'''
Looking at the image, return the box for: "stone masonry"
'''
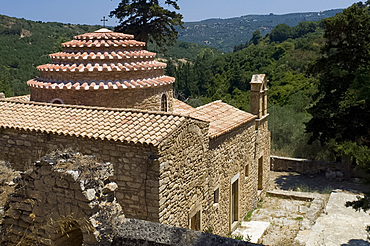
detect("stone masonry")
[1,152,123,245]
[29,84,174,112]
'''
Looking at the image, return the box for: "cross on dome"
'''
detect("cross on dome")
[101,16,108,27]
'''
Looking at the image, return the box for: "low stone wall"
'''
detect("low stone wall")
[270,155,345,174]
[112,218,260,246]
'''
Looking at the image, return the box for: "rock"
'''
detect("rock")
[84,188,96,201]
[325,169,336,180]
[66,170,79,181]
[336,171,344,178]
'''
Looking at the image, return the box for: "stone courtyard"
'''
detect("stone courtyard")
[231,171,370,246]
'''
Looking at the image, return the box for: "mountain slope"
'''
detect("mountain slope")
[177,9,342,52]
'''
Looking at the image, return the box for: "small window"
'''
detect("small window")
[50,98,64,104]
[160,94,168,112]
[245,164,249,178]
[213,188,219,204]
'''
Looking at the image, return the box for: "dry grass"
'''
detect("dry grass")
[0,160,20,209]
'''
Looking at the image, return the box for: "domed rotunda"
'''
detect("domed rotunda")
[27,28,174,111]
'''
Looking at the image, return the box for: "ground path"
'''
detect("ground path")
[236,171,370,245]
[306,191,369,246]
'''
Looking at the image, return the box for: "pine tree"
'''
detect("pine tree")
[110,0,183,48]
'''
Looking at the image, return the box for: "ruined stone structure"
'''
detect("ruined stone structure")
[0,29,270,243]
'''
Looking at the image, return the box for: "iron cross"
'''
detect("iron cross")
[101,16,108,27]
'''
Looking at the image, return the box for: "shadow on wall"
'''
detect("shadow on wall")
[112,218,261,246]
[340,239,370,246]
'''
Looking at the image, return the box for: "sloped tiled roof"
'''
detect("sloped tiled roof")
[0,100,191,146]
[189,100,257,138]
[27,76,174,91]
[3,95,31,103]
[172,98,195,115]
[74,28,134,40]
[49,50,156,61]
[28,28,174,91]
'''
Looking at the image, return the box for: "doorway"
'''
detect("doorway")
[190,210,201,231]
[231,179,239,223]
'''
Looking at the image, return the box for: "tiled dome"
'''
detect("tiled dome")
[28,28,174,91]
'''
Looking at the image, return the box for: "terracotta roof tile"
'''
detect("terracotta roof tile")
[27,76,175,90]
[189,100,257,138]
[172,98,196,115]
[0,100,192,146]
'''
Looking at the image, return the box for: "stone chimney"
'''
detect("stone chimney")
[0,92,5,99]
[250,74,268,119]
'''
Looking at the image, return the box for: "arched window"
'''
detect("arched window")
[50,98,64,104]
[160,94,168,112]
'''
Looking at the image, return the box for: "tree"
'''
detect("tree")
[0,66,14,97]
[249,30,262,45]
[110,0,183,48]
[306,2,370,168]
[269,24,291,43]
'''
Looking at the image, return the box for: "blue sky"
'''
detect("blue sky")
[0,0,360,25]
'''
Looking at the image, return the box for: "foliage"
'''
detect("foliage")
[233,30,262,52]
[270,21,320,43]
[0,15,99,96]
[170,24,332,159]
[110,0,183,48]
[0,66,14,97]
[178,9,342,52]
[306,2,370,167]
[149,40,222,61]
[345,193,370,213]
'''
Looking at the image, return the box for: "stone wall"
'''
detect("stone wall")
[256,117,271,195]
[156,119,210,229]
[30,84,173,112]
[270,155,344,174]
[0,128,159,222]
[155,117,270,236]
[208,121,259,235]
[1,152,261,246]
[1,152,122,246]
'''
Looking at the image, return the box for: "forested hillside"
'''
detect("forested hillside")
[0,15,220,97]
[177,9,342,52]
[168,21,329,160]
[0,15,99,96]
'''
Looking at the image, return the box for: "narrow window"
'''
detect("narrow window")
[258,157,263,190]
[214,188,219,204]
[245,164,249,178]
[160,94,168,112]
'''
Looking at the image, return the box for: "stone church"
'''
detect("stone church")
[0,28,270,242]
